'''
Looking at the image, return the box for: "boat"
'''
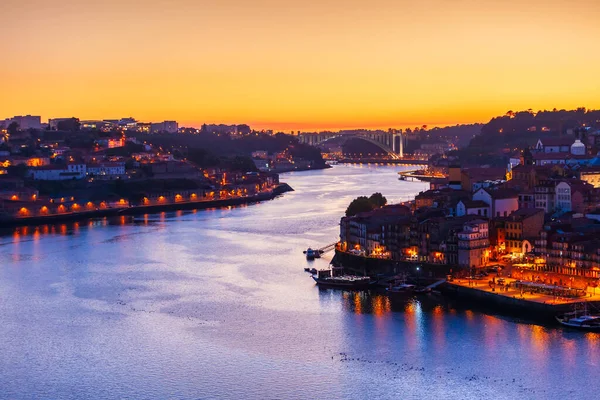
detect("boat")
[556,303,600,331]
[304,247,321,260]
[386,283,416,294]
[312,267,371,289]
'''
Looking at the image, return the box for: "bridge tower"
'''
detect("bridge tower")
[392,131,403,158]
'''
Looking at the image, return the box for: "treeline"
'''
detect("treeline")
[138,132,326,169]
[446,108,600,167]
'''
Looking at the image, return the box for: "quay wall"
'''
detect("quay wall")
[0,183,293,228]
[440,282,600,318]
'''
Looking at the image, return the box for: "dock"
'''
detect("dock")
[318,242,337,254]
[398,170,445,182]
[442,277,600,318]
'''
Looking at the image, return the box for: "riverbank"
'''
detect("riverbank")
[334,249,453,278]
[335,248,600,319]
[0,183,294,228]
[265,164,331,173]
[441,279,600,320]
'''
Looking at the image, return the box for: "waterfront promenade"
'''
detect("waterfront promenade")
[0,183,293,227]
[451,276,600,304]
[445,276,600,317]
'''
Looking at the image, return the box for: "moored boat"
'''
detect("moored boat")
[304,247,321,260]
[556,304,600,331]
[312,267,371,289]
[386,283,416,294]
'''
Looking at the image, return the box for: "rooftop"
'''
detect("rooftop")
[482,187,519,199]
[538,137,575,147]
[509,208,544,220]
[460,199,489,208]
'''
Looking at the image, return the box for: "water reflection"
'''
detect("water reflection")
[2,165,599,399]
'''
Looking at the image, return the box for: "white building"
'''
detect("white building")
[571,139,586,156]
[30,164,86,180]
[535,138,573,153]
[472,188,519,218]
[456,199,490,217]
[87,162,126,178]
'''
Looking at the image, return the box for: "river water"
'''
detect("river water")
[0,165,598,399]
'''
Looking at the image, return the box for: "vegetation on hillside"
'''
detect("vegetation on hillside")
[345,193,388,217]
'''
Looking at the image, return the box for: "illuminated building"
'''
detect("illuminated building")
[150,121,178,134]
[457,219,490,269]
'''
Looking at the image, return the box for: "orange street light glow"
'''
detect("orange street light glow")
[1,0,599,130]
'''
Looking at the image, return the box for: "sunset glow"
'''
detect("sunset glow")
[2,0,600,130]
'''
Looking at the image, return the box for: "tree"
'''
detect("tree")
[345,196,375,217]
[57,118,80,132]
[7,164,29,178]
[227,155,258,172]
[369,192,387,208]
[7,121,19,136]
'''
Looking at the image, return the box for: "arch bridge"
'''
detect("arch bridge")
[298,131,403,159]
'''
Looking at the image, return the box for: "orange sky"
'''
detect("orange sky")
[2,0,600,131]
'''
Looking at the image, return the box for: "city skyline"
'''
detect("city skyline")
[2,0,600,130]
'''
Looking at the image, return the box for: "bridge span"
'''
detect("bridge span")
[298,131,403,159]
[338,158,428,165]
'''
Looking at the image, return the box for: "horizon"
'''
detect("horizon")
[6,106,597,133]
[2,0,600,131]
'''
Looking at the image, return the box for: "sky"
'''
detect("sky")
[2,0,600,131]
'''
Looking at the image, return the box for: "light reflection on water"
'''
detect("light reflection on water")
[0,165,598,399]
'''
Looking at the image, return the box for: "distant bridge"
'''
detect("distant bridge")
[298,131,403,159]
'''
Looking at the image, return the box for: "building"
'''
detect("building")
[339,205,412,259]
[460,167,506,192]
[534,180,556,213]
[518,190,535,209]
[510,165,553,189]
[457,219,490,269]
[2,115,42,130]
[535,137,574,153]
[414,188,469,211]
[29,164,86,180]
[456,199,489,217]
[504,208,545,256]
[87,162,126,178]
[578,165,600,188]
[150,121,179,134]
[555,180,595,213]
[49,118,80,130]
[472,187,518,218]
[531,138,593,166]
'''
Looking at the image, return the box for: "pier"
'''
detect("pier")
[398,169,446,182]
[318,242,337,254]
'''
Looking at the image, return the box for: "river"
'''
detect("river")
[0,165,598,399]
